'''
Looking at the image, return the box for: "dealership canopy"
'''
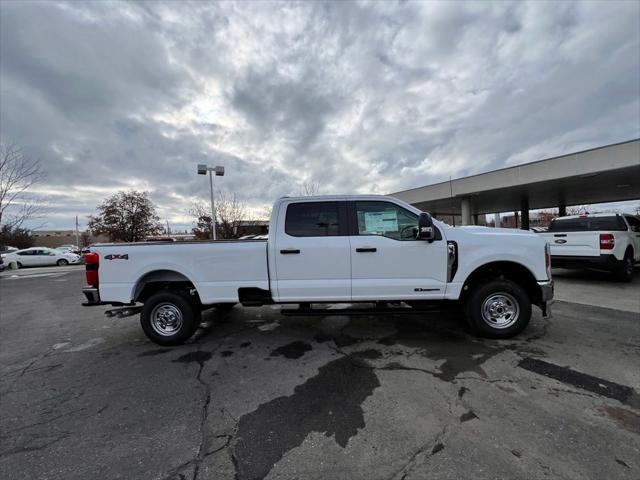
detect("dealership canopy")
[391,139,640,228]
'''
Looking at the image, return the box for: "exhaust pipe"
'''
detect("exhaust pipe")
[105,306,142,319]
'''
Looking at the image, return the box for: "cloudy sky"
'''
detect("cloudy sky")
[1,0,639,231]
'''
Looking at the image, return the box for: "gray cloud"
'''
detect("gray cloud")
[0,0,638,230]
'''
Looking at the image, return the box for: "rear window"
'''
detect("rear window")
[548,216,627,232]
[285,202,341,237]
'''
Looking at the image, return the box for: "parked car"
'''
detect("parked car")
[3,247,82,268]
[82,195,553,345]
[54,247,80,255]
[538,213,640,281]
[0,245,19,255]
[56,246,81,255]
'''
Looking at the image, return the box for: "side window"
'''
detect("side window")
[285,202,341,237]
[355,201,418,240]
[17,251,33,256]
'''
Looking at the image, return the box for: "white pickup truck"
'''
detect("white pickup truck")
[82,195,553,345]
[538,213,640,282]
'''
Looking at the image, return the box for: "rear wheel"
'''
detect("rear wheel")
[614,252,634,283]
[57,259,69,266]
[140,291,200,346]
[465,279,531,338]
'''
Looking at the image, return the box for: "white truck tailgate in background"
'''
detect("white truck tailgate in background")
[545,232,600,257]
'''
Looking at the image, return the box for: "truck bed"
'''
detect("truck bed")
[93,240,269,304]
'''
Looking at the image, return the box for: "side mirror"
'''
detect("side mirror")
[417,212,435,241]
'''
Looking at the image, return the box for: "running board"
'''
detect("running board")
[105,306,142,319]
[280,306,436,316]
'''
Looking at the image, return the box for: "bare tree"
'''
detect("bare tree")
[299,180,321,196]
[566,205,590,215]
[88,190,162,242]
[189,189,248,239]
[0,143,45,228]
[257,205,272,221]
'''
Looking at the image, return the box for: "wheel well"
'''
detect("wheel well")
[461,261,541,305]
[624,245,634,258]
[133,270,200,304]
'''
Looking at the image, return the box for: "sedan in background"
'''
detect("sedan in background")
[56,245,81,255]
[1,247,82,268]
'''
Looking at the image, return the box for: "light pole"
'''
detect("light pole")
[197,164,225,240]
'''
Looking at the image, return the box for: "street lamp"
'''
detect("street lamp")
[197,164,225,240]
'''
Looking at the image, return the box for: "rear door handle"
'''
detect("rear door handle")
[280,249,300,254]
[356,247,377,253]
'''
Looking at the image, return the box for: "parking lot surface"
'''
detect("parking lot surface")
[1,267,639,480]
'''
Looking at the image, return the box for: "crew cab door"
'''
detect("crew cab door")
[273,200,351,302]
[348,201,447,300]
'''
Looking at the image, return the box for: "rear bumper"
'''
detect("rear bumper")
[537,280,554,317]
[82,286,101,306]
[550,254,618,270]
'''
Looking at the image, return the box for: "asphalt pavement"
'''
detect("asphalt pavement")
[1,267,639,480]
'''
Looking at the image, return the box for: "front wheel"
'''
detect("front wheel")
[465,279,531,338]
[57,259,69,266]
[140,291,201,346]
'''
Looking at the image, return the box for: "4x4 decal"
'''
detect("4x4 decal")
[104,254,129,260]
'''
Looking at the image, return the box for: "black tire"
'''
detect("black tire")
[465,279,532,339]
[57,259,69,266]
[614,252,634,283]
[140,291,201,346]
[16,262,23,269]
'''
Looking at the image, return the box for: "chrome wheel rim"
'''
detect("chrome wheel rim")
[481,292,519,329]
[150,303,183,336]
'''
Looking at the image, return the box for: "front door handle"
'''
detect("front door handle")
[280,249,300,254]
[356,247,377,253]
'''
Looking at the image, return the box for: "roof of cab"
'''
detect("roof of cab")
[277,194,396,202]
[554,213,626,220]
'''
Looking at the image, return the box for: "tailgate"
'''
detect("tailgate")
[546,232,600,257]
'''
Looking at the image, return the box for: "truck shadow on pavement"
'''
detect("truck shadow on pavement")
[156,306,558,480]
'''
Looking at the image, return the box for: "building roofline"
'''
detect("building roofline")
[391,138,640,196]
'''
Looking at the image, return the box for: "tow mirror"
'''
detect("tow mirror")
[417,213,435,241]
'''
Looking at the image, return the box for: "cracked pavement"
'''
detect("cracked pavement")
[1,268,639,479]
